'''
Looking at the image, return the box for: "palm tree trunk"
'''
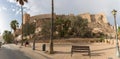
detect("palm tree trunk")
[49,0,54,54]
[21,5,24,46]
[33,37,36,50]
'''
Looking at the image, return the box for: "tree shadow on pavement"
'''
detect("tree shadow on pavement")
[91,47,115,52]
[83,52,104,56]
[54,51,71,54]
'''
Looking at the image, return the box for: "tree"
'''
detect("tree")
[118,26,120,39]
[54,17,65,38]
[54,18,71,38]
[23,22,36,50]
[23,22,36,37]
[41,20,51,38]
[3,30,14,43]
[70,16,90,37]
[16,0,28,46]
[118,27,120,33]
[10,20,19,32]
[10,20,19,39]
[42,16,92,38]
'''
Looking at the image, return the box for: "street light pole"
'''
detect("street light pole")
[33,19,36,50]
[21,5,24,46]
[49,0,54,54]
[112,9,120,57]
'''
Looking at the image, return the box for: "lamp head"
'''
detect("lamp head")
[112,9,117,15]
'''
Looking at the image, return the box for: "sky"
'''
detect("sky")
[0,0,120,34]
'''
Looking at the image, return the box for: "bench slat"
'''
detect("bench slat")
[71,45,91,57]
[72,46,89,48]
[73,50,89,52]
[72,48,89,50]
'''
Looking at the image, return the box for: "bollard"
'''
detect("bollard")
[0,42,2,48]
[42,44,46,51]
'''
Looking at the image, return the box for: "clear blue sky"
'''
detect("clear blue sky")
[0,0,120,34]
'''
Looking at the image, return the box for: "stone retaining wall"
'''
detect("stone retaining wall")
[104,39,120,45]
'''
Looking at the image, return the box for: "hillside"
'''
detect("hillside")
[79,13,115,37]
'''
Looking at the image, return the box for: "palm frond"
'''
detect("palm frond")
[16,0,19,2]
[19,0,24,5]
[16,0,28,5]
[24,0,28,3]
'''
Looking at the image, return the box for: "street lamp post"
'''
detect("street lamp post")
[112,9,120,57]
[49,0,54,54]
[21,5,24,46]
[33,19,36,50]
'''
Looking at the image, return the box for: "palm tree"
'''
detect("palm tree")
[49,0,54,54]
[10,20,19,43]
[16,0,28,46]
[10,20,19,32]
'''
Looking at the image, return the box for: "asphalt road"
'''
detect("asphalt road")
[0,44,31,59]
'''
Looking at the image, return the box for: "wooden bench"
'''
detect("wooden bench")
[71,45,91,57]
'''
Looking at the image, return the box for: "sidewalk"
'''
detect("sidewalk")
[15,43,120,59]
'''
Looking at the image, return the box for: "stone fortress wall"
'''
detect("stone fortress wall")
[23,12,109,25]
[23,13,30,24]
[22,12,115,37]
[78,12,108,23]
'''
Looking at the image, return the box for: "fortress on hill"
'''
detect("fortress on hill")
[23,12,109,25]
[15,12,115,40]
[79,13,108,23]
